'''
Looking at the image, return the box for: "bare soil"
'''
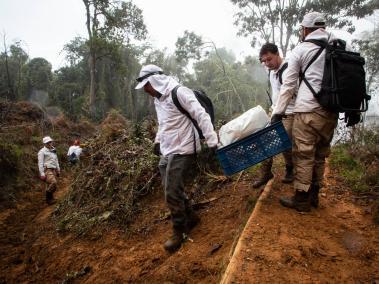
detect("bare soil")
[0,173,258,283]
[1,164,378,283]
[224,165,379,283]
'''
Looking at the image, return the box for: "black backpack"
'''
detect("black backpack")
[171,85,215,139]
[68,152,78,163]
[300,39,370,126]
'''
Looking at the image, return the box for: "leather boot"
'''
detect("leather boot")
[186,211,200,232]
[253,159,273,188]
[281,165,294,183]
[45,191,56,205]
[252,171,274,188]
[164,230,184,253]
[279,190,311,212]
[309,184,320,208]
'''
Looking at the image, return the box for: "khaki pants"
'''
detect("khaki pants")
[292,110,338,192]
[260,115,294,174]
[45,168,57,193]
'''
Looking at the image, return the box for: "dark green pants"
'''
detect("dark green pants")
[159,154,196,233]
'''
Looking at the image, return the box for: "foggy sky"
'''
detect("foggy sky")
[0,0,374,70]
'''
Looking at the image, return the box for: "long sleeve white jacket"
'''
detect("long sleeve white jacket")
[154,85,218,156]
[273,29,337,115]
[67,145,82,158]
[269,61,295,115]
[38,146,60,176]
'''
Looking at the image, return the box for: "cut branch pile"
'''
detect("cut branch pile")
[54,111,160,235]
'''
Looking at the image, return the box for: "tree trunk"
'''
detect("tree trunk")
[88,52,96,117]
[83,0,96,118]
[2,35,15,101]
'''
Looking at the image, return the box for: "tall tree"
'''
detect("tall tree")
[353,30,379,95]
[82,0,147,118]
[191,48,267,119]
[231,0,378,56]
[175,31,247,113]
[26,58,52,91]
[1,34,14,100]
[0,40,29,100]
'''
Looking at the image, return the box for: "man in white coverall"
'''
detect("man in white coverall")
[135,64,218,253]
[67,139,82,165]
[271,12,338,212]
[38,136,60,205]
[253,43,296,188]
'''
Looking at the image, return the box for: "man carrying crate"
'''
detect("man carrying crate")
[271,12,338,212]
[253,43,296,188]
[135,64,218,253]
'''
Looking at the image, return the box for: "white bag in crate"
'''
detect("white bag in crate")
[219,105,269,147]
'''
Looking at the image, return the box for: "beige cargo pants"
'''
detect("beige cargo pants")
[45,168,58,193]
[292,110,338,192]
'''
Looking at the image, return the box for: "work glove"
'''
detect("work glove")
[153,143,161,156]
[209,146,217,157]
[345,111,361,127]
[271,114,284,124]
[39,175,46,181]
[202,145,218,161]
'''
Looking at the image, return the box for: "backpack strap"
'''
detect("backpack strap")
[266,62,288,105]
[172,85,202,134]
[299,39,327,96]
[266,70,273,105]
[277,62,288,85]
[171,85,201,152]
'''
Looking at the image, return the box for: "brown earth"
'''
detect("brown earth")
[0,170,259,283]
[1,162,378,283]
[222,165,379,283]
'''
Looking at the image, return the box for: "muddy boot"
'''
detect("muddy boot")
[279,190,311,212]
[252,171,274,188]
[281,165,294,183]
[186,211,200,232]
[45,191,56,205]
[164,230,184,253]
[309,184,320,208]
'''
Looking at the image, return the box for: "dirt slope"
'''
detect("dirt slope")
[0,173,258,283]
[222,166,379,283]
[1,164,378,283]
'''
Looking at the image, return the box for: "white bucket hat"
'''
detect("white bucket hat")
[135,64,164,89]
[43,136,53,144]
[301,12,326,28]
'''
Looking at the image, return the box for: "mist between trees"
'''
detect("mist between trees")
[0,0,378,122]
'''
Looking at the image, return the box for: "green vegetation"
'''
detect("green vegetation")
[330,127,379,223]
[330,145,368,192]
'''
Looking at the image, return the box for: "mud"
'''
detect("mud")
[0,162,378,283]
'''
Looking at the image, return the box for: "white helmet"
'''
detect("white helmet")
[43,136,53,144]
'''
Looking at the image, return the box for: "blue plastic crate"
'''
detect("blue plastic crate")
[216,121,292,176]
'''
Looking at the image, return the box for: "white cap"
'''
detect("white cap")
[43,136,53,144]
[301,12,326,28]
[135,64,163,89]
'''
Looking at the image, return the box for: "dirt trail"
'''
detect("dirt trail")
[0,177,71,282]
[0,174,258,283]
[1,164,378,283]
[221,165,379,283]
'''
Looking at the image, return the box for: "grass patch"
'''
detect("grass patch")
[330,127,379,223]
[330,145,369,193]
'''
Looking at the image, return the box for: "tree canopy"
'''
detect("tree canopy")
[230,0,378,56]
